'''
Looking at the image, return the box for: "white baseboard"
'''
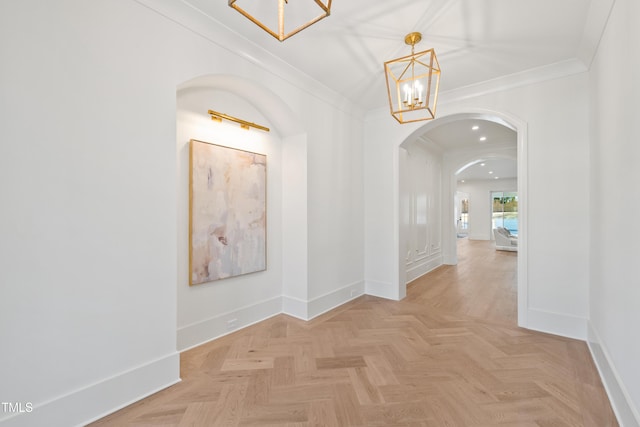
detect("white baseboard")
[587,322,640,427]
[406,255,442,283]
[177,296,282,351]
[0,352,180,427]
[282,295,308,320]
[365,279,399,300]
[467,233,491,241]
[526,308,587,340]
[282,282,365,321]
[178,284,366,348]
[4,277,443,427]
[307,281,364,320]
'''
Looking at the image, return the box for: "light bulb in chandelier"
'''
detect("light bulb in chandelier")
[403,81,425,109]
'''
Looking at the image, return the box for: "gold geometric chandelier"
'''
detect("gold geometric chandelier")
[229,0,332,42]
[384,32,441,124]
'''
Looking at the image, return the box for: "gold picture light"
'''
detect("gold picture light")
[208,110,270,132]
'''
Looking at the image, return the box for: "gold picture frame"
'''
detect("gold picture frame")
[189,139,267,285]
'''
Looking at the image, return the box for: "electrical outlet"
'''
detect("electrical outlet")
[227,318,238,330]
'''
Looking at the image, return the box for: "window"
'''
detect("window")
[492,191,518,235]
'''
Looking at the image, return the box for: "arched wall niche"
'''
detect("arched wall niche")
[177,74,305,138]
[175,73,309,351]
[394,108,528,328]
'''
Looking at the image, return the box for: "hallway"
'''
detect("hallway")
[406,238,518,326]
[91,239,617,426]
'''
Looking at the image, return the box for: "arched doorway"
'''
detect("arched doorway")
[396,110,528,328]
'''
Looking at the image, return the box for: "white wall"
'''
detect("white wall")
[457,179,517,241]
[305,100,365,316]
[588,0,640,423]
[281,133,309,316]
[364,71,590,339]
[0,2,182,426]
[399,140,443,283]
[0,1,364,425]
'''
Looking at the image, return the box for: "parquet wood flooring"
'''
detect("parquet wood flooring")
[90,239,617,426]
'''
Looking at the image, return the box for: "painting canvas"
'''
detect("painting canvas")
[189,139,266,285]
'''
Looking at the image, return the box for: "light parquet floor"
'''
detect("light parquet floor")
[90,239,618,426]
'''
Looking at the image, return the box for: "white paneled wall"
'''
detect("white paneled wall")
[400,141,443,283]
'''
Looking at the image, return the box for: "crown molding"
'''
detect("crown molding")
[576,0,616,69]
[438,58,588,105]
[414,135,445,155]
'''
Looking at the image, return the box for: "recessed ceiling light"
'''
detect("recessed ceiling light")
[479,136,487,142]
[472,125,479,131]
[480,163,486,167]
[461,180,465,183]
[489,171,494,174]
[495,176,499,180]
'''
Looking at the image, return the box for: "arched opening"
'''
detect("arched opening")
[396,110,528,328]
[454,153,518,242]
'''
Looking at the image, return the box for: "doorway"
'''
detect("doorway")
[396,110,528,328]
[456,191,469,237]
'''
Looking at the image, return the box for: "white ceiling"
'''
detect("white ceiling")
[425,119,516,152]
[182,0,597,111]
[421,118,517,181]
[456,158,517,182]
[175,0,605,184]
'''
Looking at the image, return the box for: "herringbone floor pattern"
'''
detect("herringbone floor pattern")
[90,239,618,426]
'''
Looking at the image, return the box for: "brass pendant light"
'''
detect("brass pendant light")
[229,0,332,42]
[384,32,441,124]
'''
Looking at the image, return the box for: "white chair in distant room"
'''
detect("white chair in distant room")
[493,227,518,251]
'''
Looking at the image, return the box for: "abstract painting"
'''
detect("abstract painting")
[189,139,266,285]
